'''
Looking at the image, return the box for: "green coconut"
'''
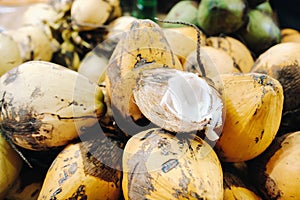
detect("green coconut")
[197,0,247,35]
[237,9,280,55]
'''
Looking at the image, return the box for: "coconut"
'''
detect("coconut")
[205,36,254,73]
[0,33,22,76]
[237,9,281,56]
[197,0,247,35]
[0,61,106,150]
[251,42,300,134]
[122,128,224,200]
[163,26,206,64]
[0,133,23,199]
[162,0,199,28]
[133,67,224,141]
[38,130,122,200]
[222,163,262,200]
[215,73,284,162]
[105,19,182,135]
[280,28,300,43]
[247,131,300,199]
[184,46,240,78]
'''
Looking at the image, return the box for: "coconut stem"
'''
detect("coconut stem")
[155,18,206,77]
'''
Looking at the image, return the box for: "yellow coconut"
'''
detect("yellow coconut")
[105,19,182,134]
[280,28,300,43]
[251,42,300,134]
[248,131,300,200]
[0,61,106,150]
[206,36,254,73]
[122,128,224,200]
[0,133,23,199]
[222,163,262,200]
[215,73,284,162]
[163,26,206,64]
[38,133,122,200]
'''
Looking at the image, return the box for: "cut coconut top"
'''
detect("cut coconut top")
[133,67,223,141]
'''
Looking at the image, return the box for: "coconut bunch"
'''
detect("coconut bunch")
[163,0,281,56]
[0,0,122,73]
[1,7,300,199]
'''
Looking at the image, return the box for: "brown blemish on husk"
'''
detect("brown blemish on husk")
[253,63,300,134]
[66,185,88,200]
[2,65,20,85]
[126,130,169,199]
[0,92,48,149]
[161,159,179,173]
[265,176,282,199]
[172,166,191,199]
[134,54,155,68]
[31,87,44,98]
[49,187,62,200]
[79,135,122,187]
[275,65,300,112]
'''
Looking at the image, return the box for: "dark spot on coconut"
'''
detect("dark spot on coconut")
[140,129,155,141]
[161,159,179,173]
[67,185,87,200]
[235,121,239,125]
[58,170,69,185]
[69,162,77,175]
[255,137,259,143]
[3,67,19,85]
[29,49,34,61]
[31,87,43,98]
[253,108,258,116]
[126,132,163,199]
[70,101,78,106]
[79,135,122,187]
[74,150,80,158]
[172,167,190,199]
[35,135,48,141]
[266,176,282,199]
[189,191,204,199]
[134,54,155,68]
[50,187,62,200]
[196,143,202,151]
[260,129,264,139]
[0,96,53,149]
[253,74,267,85]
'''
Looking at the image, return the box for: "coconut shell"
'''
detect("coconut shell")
[215,73,284,162]
[251,42,300,134]
[280,28,300,43]
[133,67,224,141]
[122,128,224,200]
[247,131,300,199]
[105,19,182,134]
[222,163,262,200]
[206,36,254,73]
[0,61,106,150]
[183,46,240,89]
[38,131,123,200]
[163,26,206,64]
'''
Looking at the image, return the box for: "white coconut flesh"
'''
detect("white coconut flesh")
[133,68,223,141]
